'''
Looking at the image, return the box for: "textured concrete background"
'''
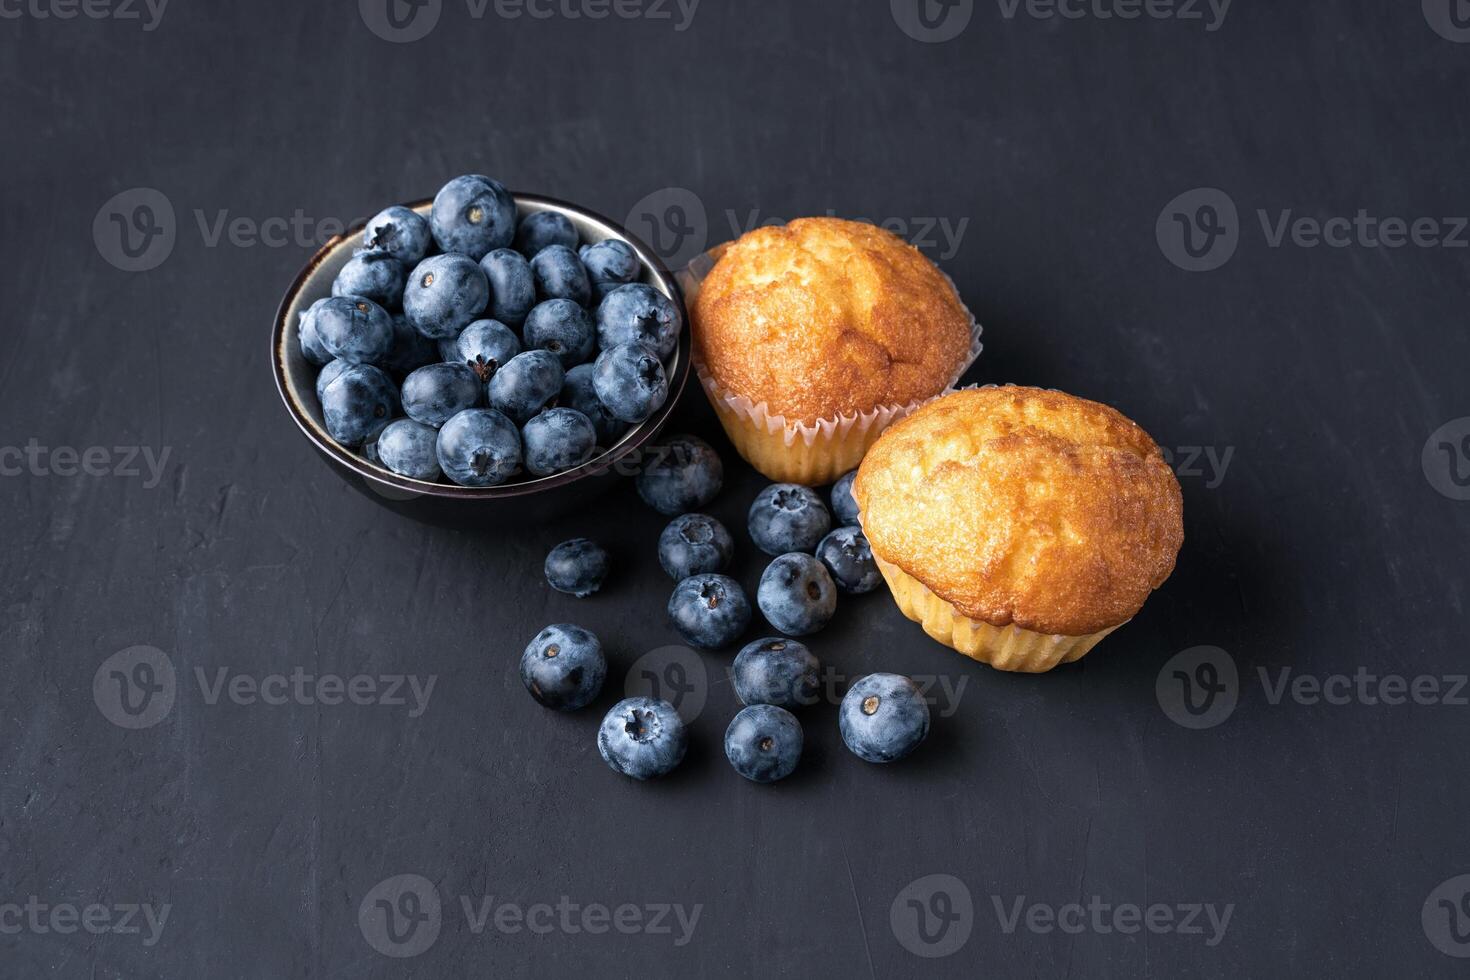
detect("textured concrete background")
[3,0,1470,976]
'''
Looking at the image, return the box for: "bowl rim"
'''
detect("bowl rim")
[271,192,691,501]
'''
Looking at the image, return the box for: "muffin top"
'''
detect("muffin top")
[854,386,1184,636]
[692,218,973,423]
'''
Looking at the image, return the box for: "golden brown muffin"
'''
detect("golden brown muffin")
[691,217,976,484]
[854,386,1184,671]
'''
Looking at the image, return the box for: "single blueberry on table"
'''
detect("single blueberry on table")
[522,407,598,476]
[298,298,333,366]
[530,244,592,307]
[321,364,399,448]
[316,358,349,402]
[332,251,406,310]
[597,697,688,780]
[668,573,752,650]
[748,484,832,556]
[382,313,439,376]
[514,210,579,258]
[725,704,804,784]
[403,253,490,340]
[375,418,443,481]
[839,673,931,764]
[429,174,516,260]
[544,538,609,598]
[580,239,639,300]
[314,295,394,365]
[521,624,606,712]
[486,349,565,425]
[831,469,861,526]
[479,248,537,328]
[732,638,821,709]
[401,362,482,428]
[450,319,521,382]
[523,299,596,367]
[559,364,628,446]
[658,513,734,580]
[816,526,881,594]
[435,408,522,487]
[592,342,668,423]
[362,204,433,267]
[757,552,838,636]
[636,434,723,515]
[595,283,681,360]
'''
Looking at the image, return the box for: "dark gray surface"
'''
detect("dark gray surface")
[3,1,1469,976]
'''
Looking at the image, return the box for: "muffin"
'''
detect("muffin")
[690,218,979,484]
[853,386,1183,672]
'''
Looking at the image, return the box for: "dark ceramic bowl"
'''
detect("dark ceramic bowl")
[272,193,690,526]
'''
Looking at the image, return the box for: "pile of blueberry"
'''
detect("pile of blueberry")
[519,443,931,783]
[297,174,680,486]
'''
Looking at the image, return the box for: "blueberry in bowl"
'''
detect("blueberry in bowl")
[362,204,433,267]
[530,243,592,307]
[596,283,681,360]
[581,239,639,300]
[401,362,482,428]
[332,251,406,309]
[757,552,837,636]
[839,673,931,764]
[560,364,627,446]
[314,296,394,365]
[479,248,537,328]
[321,364,399,448]
[598,697,688,780]
[520,624,606,712]
[487,350,564,426]
[668,573,752,650]
[436,408,521,487]
[725,704,804,784]
[515,210,580,258]
[522,407,597,476]
[749,484,832,556]
[523,299,596,367]
[448,319,521,383]
[430,174,516,260]
[403,253,490,340]
[376,419,443,481]
[593,342,669,423]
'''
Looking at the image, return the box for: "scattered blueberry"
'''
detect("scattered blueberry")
[403,254,490,339]
[839,674,931,764]
[724,704,803,783]
[332,251,406,309]
[523,299,595,367]
[595,283,681,360]
[429,174,515,260]
[375,418,443,480]
[831,469,861,525]
[757,553,838,636]
[436,408,521,487]
[580,239,639,300]
[636,434,723,515]
[382,313,439,375]
[530,244,592,307]
[486,350,565,425]
[748,484,832,556]
[668,573,751,650]
[816,526,881,594]
[314,295,394,365]
[362,205,433,267]
[560,364,627,446]
[657,514,734,580]
[449,319,521,382]
[522,407,597,476]
[521,624,606,712]
[544,538,609,598]
[732,638,820,709]
[597,697,688,780]
[515,210,579,257]
[479,248,537,327]
[402,362,482,428]
[321,364,399,448]
[298,298,333,366]
[316,358,349,402]
[592,343,668,423]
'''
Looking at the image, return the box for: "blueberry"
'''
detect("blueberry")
[402,362,482,428]
[515,210,579,257]
[598,697,688,780]
[522,407,597,476]
[560,364,628,446]
[748,484,832,556]
[668,573,751,650]
[658,513,734,580]
[544,538,609,598]
[382,313,439,376]
[521,624,606,712]
[314,295,394,365]
[375,418,443,481]
[592,343,668,423]
[450,319,521,382]
[479,248,537,328]
[757,553,837,636]
[530,244,592,307]
[816,526,881,594]
[298,298,333,366]
[403,254,490,340]
[580,239,639,300]
[332,251,406,309]
[316,358,350,402]
[636,434,723,515]
[839,674,931,764]
[523,299,595,367]
[725,704,803,783]
[732,638,821,709]
[321,364,399,448]
[831,469,861,525]
[436,408,521,487]
[595,283,681,360]
[362,205,433,267]
[487,350,565,425]
[429,174,515,260]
